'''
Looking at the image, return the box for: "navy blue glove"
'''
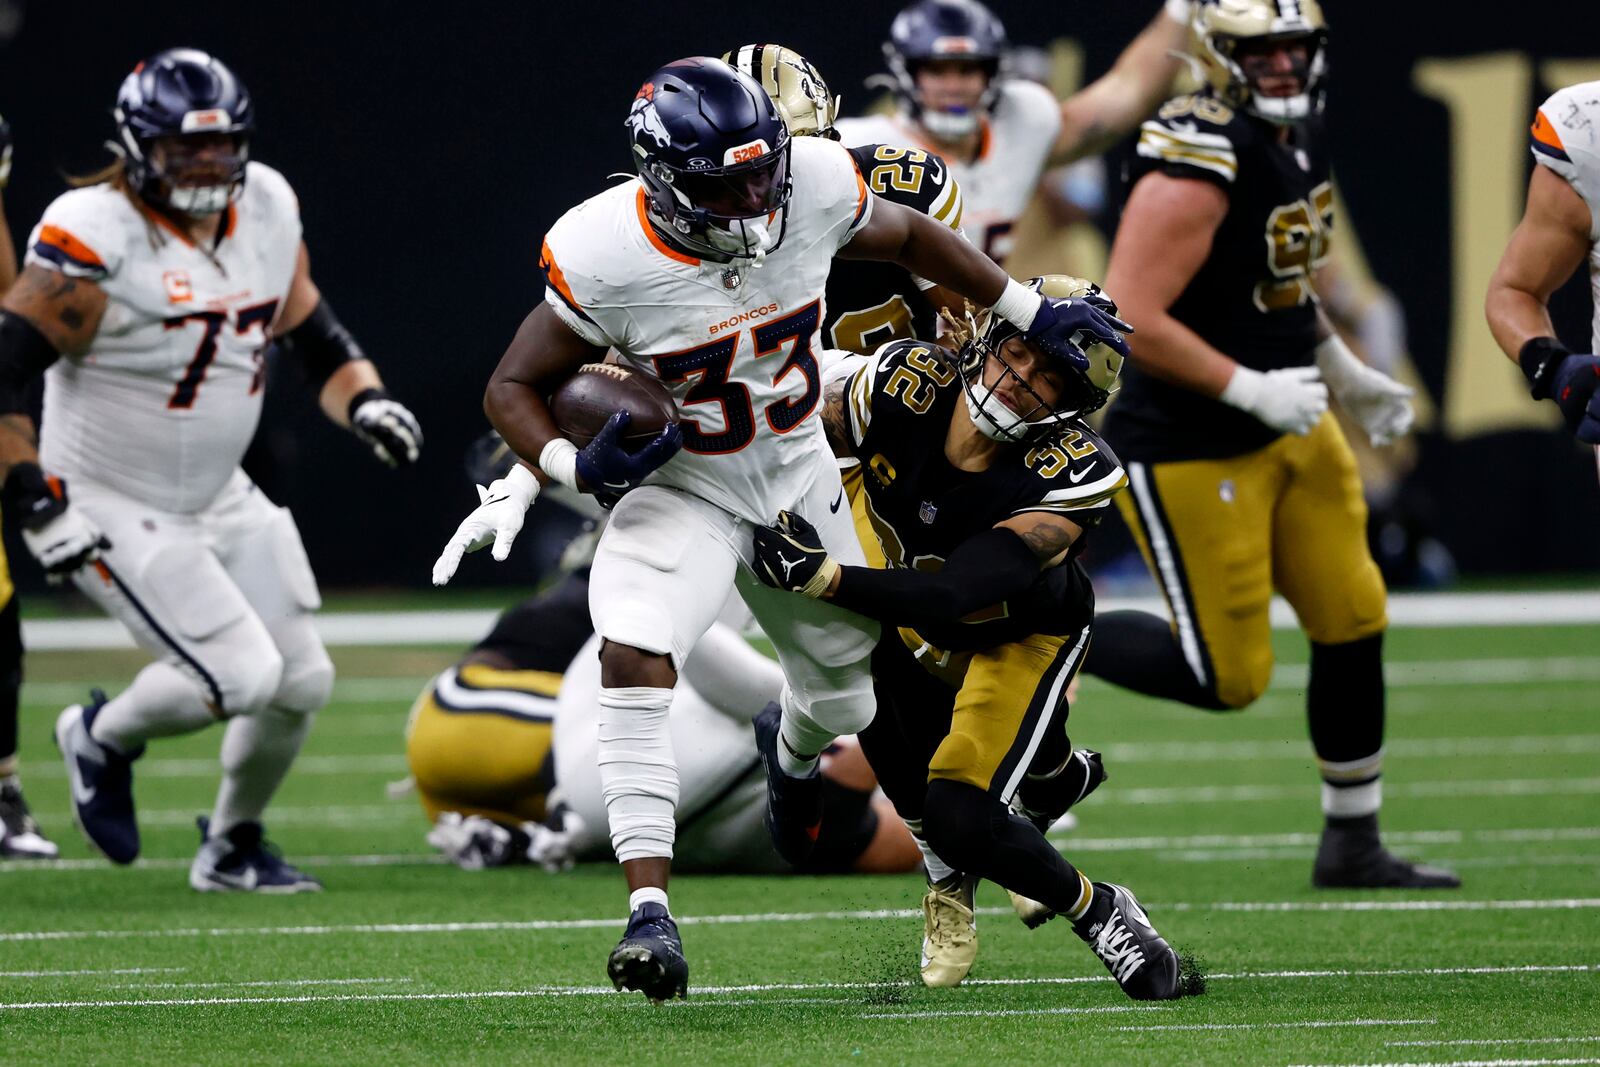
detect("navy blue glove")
[1521,338,1600,444]
[1023,294,1132,366]
[574,410,683,495]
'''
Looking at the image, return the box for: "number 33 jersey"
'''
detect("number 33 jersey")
[539,136,871,524]
[841,338,1125,651]
[26,162,302,513]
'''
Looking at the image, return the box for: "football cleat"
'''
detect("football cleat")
[1312,818,1461,889]
[753,702,823,865]
[54,691,141,865]
[920,872,979,988]
[189,817,323,893]
[1008,749,1107,927]
[0,778,58,859]
[1072,882,1182,1001]
[607,902,689,1003]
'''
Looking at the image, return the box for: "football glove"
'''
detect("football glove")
[573,410,682,495]
[752,510,838,599]
[1219,364,1329,436]
[4,466,109,581]
[1314,335,1415,447]
[1023,293,1133,366]
[348,388,423,467]
[1521,338,1600,444]
[431,464,539,586]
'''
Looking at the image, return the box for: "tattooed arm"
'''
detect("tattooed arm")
[0,265,107,480]
[995,511,1085,567]
[819,377,854,460]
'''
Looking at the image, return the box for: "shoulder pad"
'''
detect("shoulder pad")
[25,186,133,282]
[846,142,960,226]
[847,339,958,441]
[1015,426,1127,515]
[1135,94,1246,185]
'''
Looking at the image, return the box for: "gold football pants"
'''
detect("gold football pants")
[1116,414,1387,709]
[405,664,560,825]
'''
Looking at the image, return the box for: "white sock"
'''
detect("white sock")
[905,820,956,883]
[597,686,679,863]
[776,693,828,777]
[209,705,314,836]
[90,661,217,753]
[1319,749,1384,818]
[629,887,669,913]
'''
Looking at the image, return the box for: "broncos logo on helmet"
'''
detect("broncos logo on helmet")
[627,93,673,149]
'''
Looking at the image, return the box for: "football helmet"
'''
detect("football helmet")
[114,48,254,216]
[628,57,792,262]
[723,44,839,140]
[957,275,1124,443]
[881,0,1008,140]
[1193,0,1328,125]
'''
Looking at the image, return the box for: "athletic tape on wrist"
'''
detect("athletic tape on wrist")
[539,438,580,491]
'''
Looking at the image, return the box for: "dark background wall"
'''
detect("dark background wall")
[0,0,1595,589]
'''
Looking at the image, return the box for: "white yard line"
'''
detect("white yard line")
[864,1004,1166,1019]
[1057,827,1600,853]
[1115,1018,1437,1032]
[107,977,412,991]
[0,967,184,978]
[0,854,441,876]
[1101,735,1600,763]
[1097,778,1600,807]
[23,754,411,780]
[1290,1059,1600,1067]
[1388,1040,1600,1049]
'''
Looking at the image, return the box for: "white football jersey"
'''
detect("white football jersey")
[837,79,1062,263]
[540,136,871,524]
[27,162,302,513]
[1532,81,1600,352]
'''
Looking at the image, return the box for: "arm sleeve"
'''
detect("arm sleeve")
[828,526,1040,625]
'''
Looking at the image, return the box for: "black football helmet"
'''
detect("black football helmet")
[114,48,254,216]
[881,0,1008,139]
[628,57,792,262]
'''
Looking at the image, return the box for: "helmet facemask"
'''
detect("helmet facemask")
[132,131,249,216]
[1211,30,1326,124]
[636,138,793,262]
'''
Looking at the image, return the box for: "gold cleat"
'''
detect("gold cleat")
[920,873,979,988]
[1007,888,1057,929]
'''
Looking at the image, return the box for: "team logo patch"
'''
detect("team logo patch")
[919,501,938,524]
[627,96,671,148]
[180,108,230,133]
[163,270,193,304]
[724,139,770,165]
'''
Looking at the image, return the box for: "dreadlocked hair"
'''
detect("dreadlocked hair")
[938,300,984,347]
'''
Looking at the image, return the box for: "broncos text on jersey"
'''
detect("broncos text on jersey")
[842,338,1125,652]
[1531,81,1600,353]
[823,143,964,354]
[1105,91,1334,463]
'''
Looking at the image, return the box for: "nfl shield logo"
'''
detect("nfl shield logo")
[722,267,741,290]
[919,501,938,524]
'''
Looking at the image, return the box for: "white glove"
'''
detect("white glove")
[524,812,583,873]
[1219,364,1329,436]
[431,463,539,585]
[21,502,108,581]
[1314,334,1415,447]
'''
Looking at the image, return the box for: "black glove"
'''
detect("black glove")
[348,387,423,466]
[752,510,838,598]
[5,464,110,580]
[1521,338,1600,444]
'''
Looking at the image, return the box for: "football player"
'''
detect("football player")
[0,49,422,889]
[838,0,1195,264]
[0,110,56,860]
[432,56,1129,1002]
[1083,1,1457,889]
[752,276,1185,1002]
[408,573,920,876]
[1486,80,1600,451]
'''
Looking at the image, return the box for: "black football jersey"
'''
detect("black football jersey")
[823,144,965,355]
[843,339,1126,651]
[473,571,594,673]
[1105,92,1334,462]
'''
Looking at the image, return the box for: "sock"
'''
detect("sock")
[1066,874,1096,922]
[629,887,669,914]
[776,692,826,777]
[1083,610,1228,710]
[1308,634,1385,820]
[596,686,679,863]
[91,661,217,754]
[0,595,22,769]
[209,705,314,836]
[923,778,1091,917]
[903,819,957,883]
[1016,749,1103,826]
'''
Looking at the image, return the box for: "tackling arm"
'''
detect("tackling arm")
[1486,165,1591,362]
[840,197,1008,308]
[1055,3,1190,163]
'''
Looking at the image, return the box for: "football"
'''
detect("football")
[550,363,678,449]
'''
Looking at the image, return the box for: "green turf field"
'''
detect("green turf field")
[2,623,1596,1065]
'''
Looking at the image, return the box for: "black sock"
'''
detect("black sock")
[0,598,21,766]
[1016,749,1104,827]
[923,778,1089,915]
[1308,634,1385,821]
[1083,610,1227,710]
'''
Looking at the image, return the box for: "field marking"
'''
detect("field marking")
[1389,1039,1600,1049]
[863,1004,1166,1019]
[0,967,184,978]
[108,978,411,991]
[1271,657,1600,689]
[1098,778,1600,807]
[1161,850,1600,869]
[1115,1017,1436,1033]
[1,905,1596,943]
[1101,735,1600,763]
[1291,1059,1600,1067]
[1058,826,1600,853]
[23,754,411,780]
[0,854,442,876]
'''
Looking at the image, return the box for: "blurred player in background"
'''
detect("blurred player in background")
[1487,80,1600,454]
[432,55,1128,1002]
[1083,1,1457,889]
[0,110,57,860]
[838,0,1193,266]
[0,49,422,890]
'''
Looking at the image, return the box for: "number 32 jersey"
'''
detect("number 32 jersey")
[842,338,1126,651]
[539,136,871,524]
[26,162,302,513]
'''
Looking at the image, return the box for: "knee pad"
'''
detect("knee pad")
[1211,646,1273,710]
[212,643,284,718]
[268,618,334,715]
[1301,560,1389,645]
[787,671,876,738]
[922,778,1002,874]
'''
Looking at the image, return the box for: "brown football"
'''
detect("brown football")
[550,363,678,449]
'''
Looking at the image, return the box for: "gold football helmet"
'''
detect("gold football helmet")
[957,275,1124,443]
[1193,0,1328,124]
[723,44,840,139]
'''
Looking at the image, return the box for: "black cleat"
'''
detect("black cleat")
[1072,882,1183,1001]
[54,690,142,865]
[0,778,58,859]
[1313,818,1460,889]
[753,702,823,866]
[607,902,688,1003]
